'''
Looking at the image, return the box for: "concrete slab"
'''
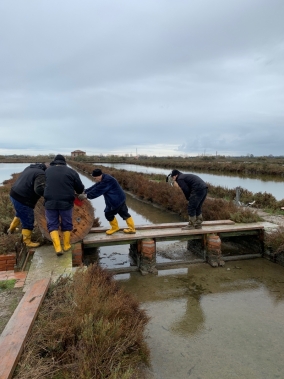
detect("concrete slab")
[23,245,73,292]
[261,221,280,230]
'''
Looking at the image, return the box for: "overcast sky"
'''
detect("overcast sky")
[0,0,284,157]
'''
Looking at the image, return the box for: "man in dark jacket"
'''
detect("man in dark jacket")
[44,154,85,256]
[168,169,208,230]
[8,163,47,247]
[79,168,136,235]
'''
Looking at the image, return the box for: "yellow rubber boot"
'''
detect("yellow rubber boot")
[123,216,136,234]
[22,229,40,248]
[7,217,21,234]
[106,218,120,235]
[63,231,72,252]
[50,230,63,256]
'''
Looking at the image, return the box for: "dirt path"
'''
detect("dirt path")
[254,208,284,227]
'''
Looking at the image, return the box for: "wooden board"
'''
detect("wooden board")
[0,277,50,379]
[90,219,235,233]
[83,222,265,248]
[34,197,94,243]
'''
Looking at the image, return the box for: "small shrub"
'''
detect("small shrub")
[264,227,284,255]
[0,233,20,255]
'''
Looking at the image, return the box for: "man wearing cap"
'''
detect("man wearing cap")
[167,169,208,230]
[8,162,47,247]
[44,154,85,256]
[79,168,136,235]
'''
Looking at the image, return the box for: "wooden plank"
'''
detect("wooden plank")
[90,220,235,233]
[83,223,265,248]
[109,259,206,274]
[0,277,51,379]
[223,254,262,261]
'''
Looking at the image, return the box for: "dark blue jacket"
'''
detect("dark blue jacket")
[85,173,125,212]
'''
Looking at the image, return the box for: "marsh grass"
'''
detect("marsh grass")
[14,264,150,379]
[264,227,284,256]
[70,162,263,223]
[0,279,16,290]
[0,233,20,254]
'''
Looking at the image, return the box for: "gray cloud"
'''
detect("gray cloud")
[0,0,284,156]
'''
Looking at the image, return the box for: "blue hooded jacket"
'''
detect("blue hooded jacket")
[85,173,126,212]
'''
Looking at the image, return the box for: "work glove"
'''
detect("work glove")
[78,193,87,201]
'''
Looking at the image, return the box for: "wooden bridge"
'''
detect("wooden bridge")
[83,220,270,273]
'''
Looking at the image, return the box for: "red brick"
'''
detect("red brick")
[6,265,15,270]
[6,259,16,265]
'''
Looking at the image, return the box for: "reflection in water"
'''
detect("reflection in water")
[125,194,182,224]
[171,295,205,336]
[120,259,284,379]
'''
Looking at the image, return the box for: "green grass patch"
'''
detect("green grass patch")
[263,208,284,215]
[0,279,16,290]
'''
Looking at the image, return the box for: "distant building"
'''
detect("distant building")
[71,150,86,157]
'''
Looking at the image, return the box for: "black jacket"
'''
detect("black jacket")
[176,173,207,200]
[44,158,84,210]
[10,163,46,208]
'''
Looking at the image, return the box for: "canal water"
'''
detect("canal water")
[1,164,284,378]
[97,163,284,201]
[119,258,284,379]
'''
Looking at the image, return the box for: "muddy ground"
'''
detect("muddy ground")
[0,287,24,334]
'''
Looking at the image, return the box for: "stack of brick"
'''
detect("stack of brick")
[72,243,83,266]
[0,253,16,271]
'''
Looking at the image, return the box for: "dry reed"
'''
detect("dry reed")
[14,264,150,379]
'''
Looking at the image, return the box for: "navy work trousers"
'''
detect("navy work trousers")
[45,208,73,232]
[187,188,208,217]
[10,196,34,230]
[105,202,131,222]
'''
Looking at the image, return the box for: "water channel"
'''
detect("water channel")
[97,163,284,201]
[1,163,284,378]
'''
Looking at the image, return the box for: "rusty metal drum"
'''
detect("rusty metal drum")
[34,197,94,243]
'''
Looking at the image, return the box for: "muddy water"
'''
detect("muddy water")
[118,259,284,379]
